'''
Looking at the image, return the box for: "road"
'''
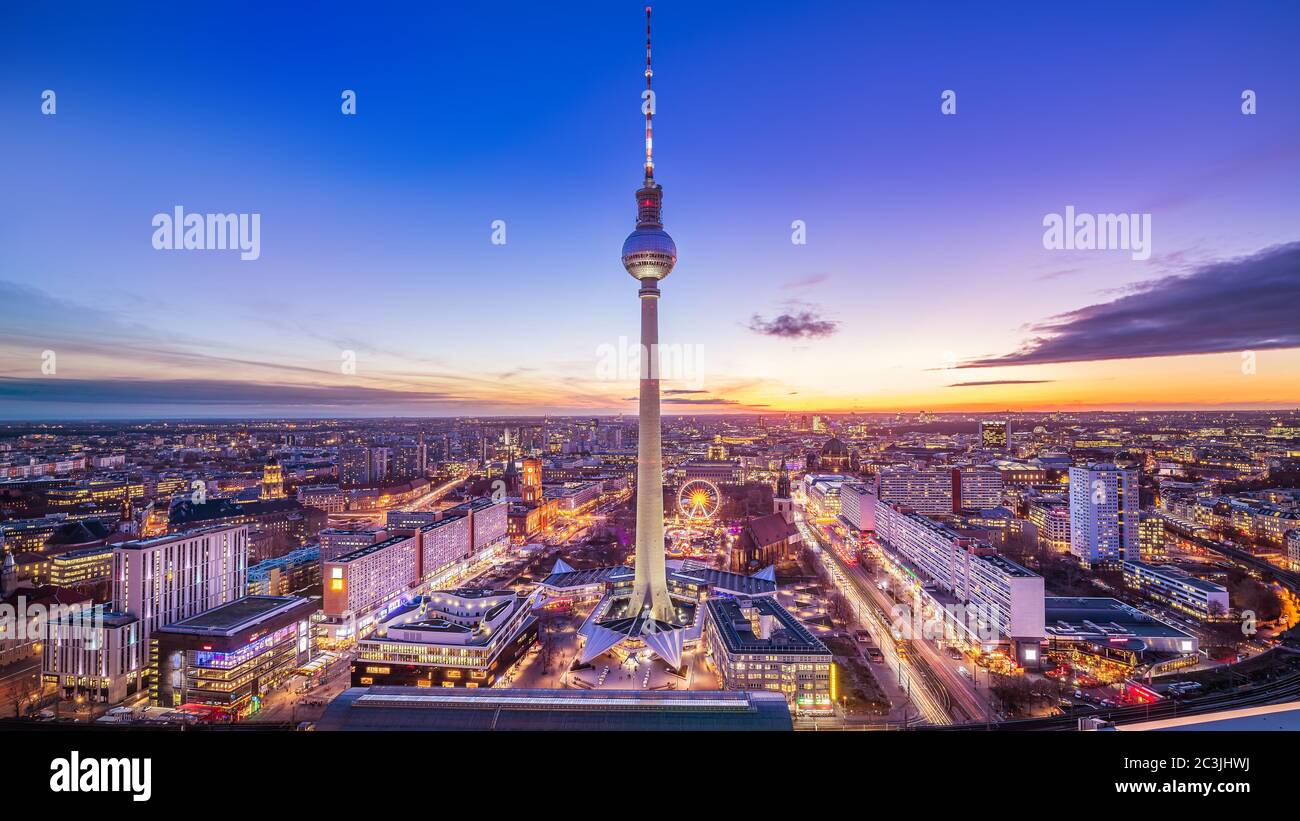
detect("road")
[840,548,994,725]
[793,507,951,725]
[327,475,466,527]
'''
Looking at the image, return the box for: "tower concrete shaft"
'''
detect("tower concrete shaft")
[629,279,674,622]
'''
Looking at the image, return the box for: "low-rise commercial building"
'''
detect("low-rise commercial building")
[353,588,538,689]
[1043,597,1199,676]
[1122,560,1230,620]
[317,687,794,731]
[704,596,834,715]
[151,595,317,716]
[49,544,114,588]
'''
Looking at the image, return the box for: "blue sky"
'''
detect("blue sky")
[2,1,1298,418]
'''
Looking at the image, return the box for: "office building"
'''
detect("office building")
[298,484,347,514]
[703,596,834,715]
[980,420,1009,450]
[49,544,114,588]
[682,460,739,484]
[43,608,144,705]
[803,474,848,520]
[44,524,249,705]
[113,525,249,637]
[246,545,321,596]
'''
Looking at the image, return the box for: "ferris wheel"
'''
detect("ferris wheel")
[677,479,721,521]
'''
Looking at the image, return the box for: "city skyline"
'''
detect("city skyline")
[4,0,1300,420]
[7,2,1300,770]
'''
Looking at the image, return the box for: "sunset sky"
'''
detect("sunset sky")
[2,0,1298,419]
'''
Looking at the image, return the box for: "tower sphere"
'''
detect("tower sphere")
[622,227,677,280]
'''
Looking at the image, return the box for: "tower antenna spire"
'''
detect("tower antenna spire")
[644,5,654,182]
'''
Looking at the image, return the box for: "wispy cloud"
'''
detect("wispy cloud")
[962,242,1300,368]
[780,273,830,290]
[947,380,1053,387]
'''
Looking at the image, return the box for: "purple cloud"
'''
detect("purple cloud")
[748,309,839,339]
[962,242,1300,368]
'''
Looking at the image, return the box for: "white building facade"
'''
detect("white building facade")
[1069,464,1139,566]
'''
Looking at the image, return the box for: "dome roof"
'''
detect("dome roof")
[622,228,677,280]
[820,437,849,457]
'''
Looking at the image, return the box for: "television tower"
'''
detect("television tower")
[622,5,677,623]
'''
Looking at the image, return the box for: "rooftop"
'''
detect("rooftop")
[115,522,245,549]
[331,533,412,564]
[316,687,794,731]
[161,595,312,636]
[1122,560,1230,594]
[1044,597,1194,642]
[707,597,831,656]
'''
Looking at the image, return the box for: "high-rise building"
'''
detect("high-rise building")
[369,446,391,484]
[980,420,1009,450]
[839,481,877,532]
[390,442,426,482]
[954,466,1004,510]
[1140,512,1167,561]
[339,445,371,488]
[112,525,249,637]
[622,6,677,623]
[875,466,952,516]
[1069,463,1139,566]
